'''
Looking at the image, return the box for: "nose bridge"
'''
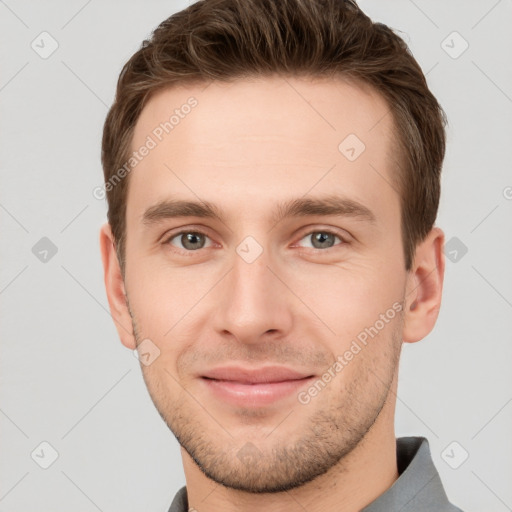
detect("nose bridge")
[213,244,292,342]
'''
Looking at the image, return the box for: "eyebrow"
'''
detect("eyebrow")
[141,195,376,227]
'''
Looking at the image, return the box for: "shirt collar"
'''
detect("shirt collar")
[361,436,462,511]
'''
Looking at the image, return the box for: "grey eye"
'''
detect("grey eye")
[299,231,341,250]
[169,232,209,250]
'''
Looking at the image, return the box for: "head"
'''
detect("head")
[100,0,446,494]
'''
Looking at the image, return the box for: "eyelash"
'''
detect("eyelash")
[162,228,348,254]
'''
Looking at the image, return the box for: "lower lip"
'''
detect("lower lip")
[201,377,314,407]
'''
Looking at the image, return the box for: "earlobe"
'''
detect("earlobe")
[99,223,136,349]
[402,227,445,344]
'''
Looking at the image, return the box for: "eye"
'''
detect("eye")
[296,230,345,250]
[163,228,346,253]
[165,230,213,251]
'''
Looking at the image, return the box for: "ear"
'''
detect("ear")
[99,222,136,349]
[402,227,445,344]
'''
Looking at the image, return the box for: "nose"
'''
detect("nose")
[213,247,294,345]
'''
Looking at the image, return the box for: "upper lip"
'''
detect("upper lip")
[201,366,314,384]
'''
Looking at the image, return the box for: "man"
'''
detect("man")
[99,0,463,510]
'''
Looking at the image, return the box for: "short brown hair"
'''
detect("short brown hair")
[102,0,447,272]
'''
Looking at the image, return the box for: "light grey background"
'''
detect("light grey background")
[1,1,511,511]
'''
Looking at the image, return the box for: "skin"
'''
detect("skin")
[100,75,445,512]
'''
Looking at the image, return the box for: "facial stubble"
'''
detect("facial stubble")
[127,294,404,493]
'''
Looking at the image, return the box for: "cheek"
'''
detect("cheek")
[286,257,404,341]
[126,256,210,328]
[125,260,219,376]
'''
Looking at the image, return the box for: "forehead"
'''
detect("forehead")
[127,75,399,228]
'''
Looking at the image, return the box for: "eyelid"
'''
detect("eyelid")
[160,225,213,243]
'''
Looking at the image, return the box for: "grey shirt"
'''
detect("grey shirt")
[167,436,464,511]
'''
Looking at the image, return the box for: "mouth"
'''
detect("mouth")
[199,366,315,407]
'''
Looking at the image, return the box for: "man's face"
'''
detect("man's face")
[121,76,408,491]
